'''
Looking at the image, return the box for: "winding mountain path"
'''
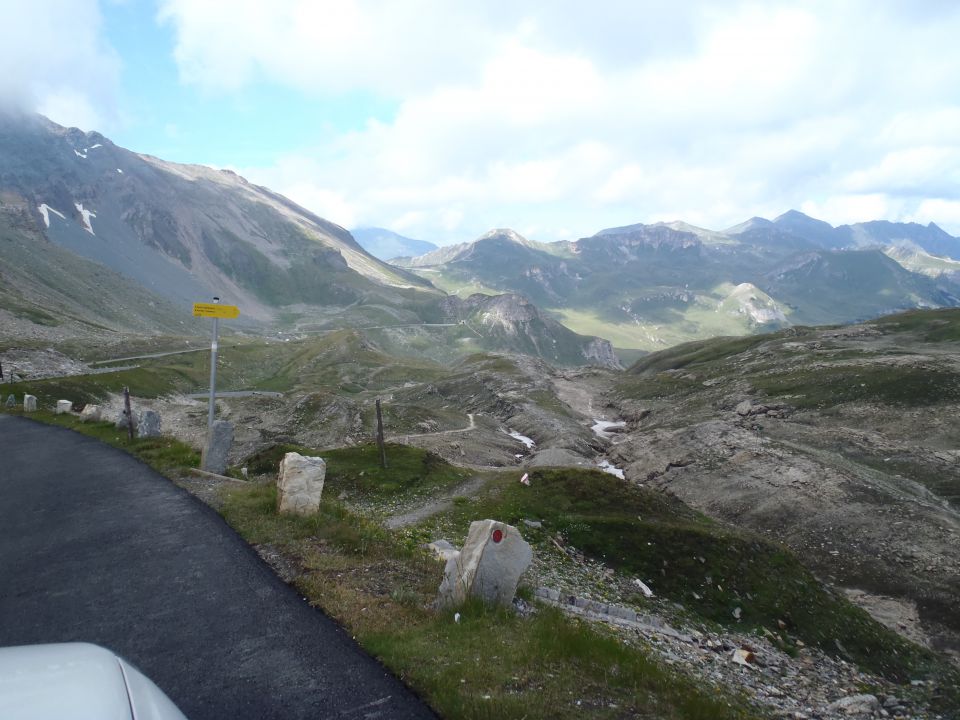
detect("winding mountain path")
[0,415,435,720]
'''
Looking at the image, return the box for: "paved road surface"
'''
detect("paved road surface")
[0,415,436,720]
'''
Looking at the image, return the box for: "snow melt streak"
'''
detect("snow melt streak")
[74,203,96,235]
[508,430,536,449]
[37,204,66,229]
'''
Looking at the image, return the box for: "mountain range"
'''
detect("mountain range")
[0,113,616,367]
[3,111,960,361]
[393,214,960,350]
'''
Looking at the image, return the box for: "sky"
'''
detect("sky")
[3,1,960,244]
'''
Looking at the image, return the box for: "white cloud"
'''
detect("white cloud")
[161,1,960,240]
[0,0,120,129]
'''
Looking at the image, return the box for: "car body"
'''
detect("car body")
[0,642,188,720]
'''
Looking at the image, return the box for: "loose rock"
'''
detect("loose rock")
[201,420,234,474]
[79,404,101,422]
[437,519,532,607]
[115,408,138,432]
[276,452,326,515]
[138,409,161,438]
[826,694,880,716]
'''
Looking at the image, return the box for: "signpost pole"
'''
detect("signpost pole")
[207,296,220,434]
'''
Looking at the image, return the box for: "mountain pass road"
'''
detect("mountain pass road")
[0,415,436,720]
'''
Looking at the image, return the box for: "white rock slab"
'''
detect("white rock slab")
[23,395,37,412]
[437,519,532,607]
[277,452,326,515]
[55,400,73,415]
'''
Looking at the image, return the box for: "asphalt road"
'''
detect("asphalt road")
[0,415,436,720]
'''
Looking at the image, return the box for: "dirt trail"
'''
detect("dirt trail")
[384,473,487,529]
[387,413,476,440]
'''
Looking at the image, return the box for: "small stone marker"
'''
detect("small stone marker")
[5,394,14,408]
[276,452,326,515]
[115,408,138,432]
[138,409,161,438]
[201,420,234,474]
[79,404,102,422]
[23,395,37,412]
[55,400,73,415]
[437,519,532,607]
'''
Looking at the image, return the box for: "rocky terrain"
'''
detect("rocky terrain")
[603,313,960,661]
[4,307,960,718]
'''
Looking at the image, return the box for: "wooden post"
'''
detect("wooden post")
[123,386,134,441]
[375,398,387,469]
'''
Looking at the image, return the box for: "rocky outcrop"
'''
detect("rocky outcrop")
[581,337,621,369]
[440,293,620,368]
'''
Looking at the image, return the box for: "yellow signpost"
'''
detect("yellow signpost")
[194,298,240,462]
[193,303,239,319]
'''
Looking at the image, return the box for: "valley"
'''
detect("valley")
[2,112,960,718]
[3,307,960,718]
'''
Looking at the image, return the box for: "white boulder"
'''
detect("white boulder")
[437,519,532,607]
[79,404,102,422]
[23,395,37,412]
[55,400,73,415]
[277,452,326,515]
[826,694,880,716]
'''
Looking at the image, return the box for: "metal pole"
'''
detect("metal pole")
[123,386,134,441]
[207,297,220,433]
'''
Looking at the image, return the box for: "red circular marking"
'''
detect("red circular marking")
[492,529,504,543]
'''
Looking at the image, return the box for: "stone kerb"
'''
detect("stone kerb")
[277,452,326,515]
[56,400,73,415]
[23,395,37,412]
[437,519,532,607]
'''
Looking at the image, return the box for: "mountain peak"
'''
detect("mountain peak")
[478,228,531,245]
[773,209,831,227]
[724,216,774,235]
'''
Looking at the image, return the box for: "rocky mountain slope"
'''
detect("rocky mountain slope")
[0,112,436,324]
[603,310,960,658]
[394,215,960,351]
[0,113,618,368]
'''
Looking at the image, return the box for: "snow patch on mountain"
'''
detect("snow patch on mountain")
[37,203,66,228]
[74,203,96,234]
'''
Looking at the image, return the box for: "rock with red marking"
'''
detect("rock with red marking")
[437,519,532,607]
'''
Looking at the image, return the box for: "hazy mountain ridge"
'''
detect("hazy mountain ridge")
[351,226,438,261]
